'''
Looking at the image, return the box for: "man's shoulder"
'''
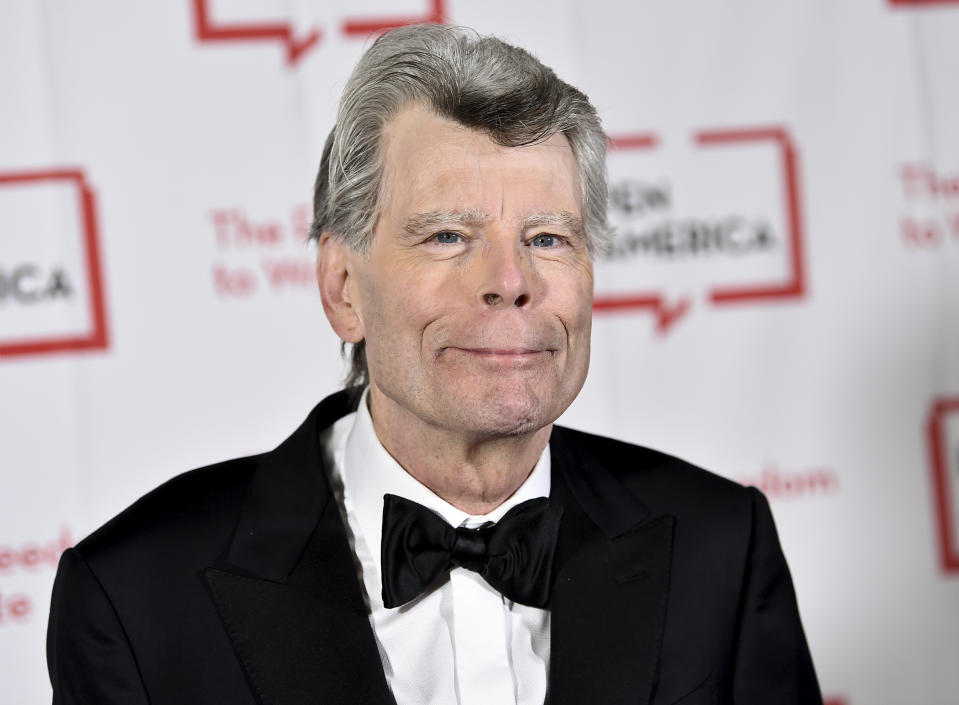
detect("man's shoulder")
[75,454,262,571]
[553,424,755,513]
[75,390,359,568]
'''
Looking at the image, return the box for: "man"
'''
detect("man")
[47,24,821,705]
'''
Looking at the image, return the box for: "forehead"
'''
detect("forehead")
[378,104,581,222]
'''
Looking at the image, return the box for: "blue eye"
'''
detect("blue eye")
[531,234,558,247]
[432,231,462,245]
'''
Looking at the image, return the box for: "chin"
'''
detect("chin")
[442,380,561,438]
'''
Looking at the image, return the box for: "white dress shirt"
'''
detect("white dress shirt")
[322,389,551,705]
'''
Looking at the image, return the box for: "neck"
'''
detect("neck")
[367,387,551,515]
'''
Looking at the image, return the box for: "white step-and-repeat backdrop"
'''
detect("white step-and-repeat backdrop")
[2,1,958,703]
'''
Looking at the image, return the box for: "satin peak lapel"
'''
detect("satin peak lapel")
[205,391,393,705]
[548,427,675,705]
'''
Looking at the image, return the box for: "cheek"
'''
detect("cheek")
[358,265,448,344]
[551,265,594,329]
[574,266,595,326]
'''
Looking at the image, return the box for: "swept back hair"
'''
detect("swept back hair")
[310,23,609,387]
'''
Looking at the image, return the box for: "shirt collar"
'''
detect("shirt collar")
[342,387,551,564]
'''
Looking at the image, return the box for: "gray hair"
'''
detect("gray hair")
[310,23,609,388]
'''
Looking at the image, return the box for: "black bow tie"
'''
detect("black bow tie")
[380,494,563,609]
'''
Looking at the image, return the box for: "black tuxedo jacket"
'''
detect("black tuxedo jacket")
[48,389,821,705]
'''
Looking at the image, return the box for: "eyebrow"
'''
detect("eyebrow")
[402,209,584,239]
[522,211,585,239]
[403,209,491,238]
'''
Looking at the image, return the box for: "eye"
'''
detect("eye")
[430,231,463,245]
[530,233,562,248]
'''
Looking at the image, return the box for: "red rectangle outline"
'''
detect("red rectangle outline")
[596,128,805,329]
[695,127,806,304]
[191,0,322,66]
[594,134,693,332]
[342,0,445,37]
[0,169,109,358]
[927,397,959,573]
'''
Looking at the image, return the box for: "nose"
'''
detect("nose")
[477,239,532,309]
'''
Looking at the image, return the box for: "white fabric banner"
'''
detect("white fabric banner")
[2,1,958,703]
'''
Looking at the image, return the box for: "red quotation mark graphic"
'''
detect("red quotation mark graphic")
[927,397,959,574]
[341,0,445,37]
[192,0,446,66]
[592,134,692,334]
[595,127,806,334]
[0,169,109,359]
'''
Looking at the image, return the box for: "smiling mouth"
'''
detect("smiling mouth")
[441,347,555,365]
[460,348,548,355]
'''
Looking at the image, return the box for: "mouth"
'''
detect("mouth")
[441,347,555,366]
[461,347,547,355]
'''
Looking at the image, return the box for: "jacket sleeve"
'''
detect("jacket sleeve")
[732,488,823,705]
[47,548,150,705]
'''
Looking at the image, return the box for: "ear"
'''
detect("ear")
[317,232,365,344]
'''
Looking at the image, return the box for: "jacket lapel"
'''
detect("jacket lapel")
[548,427,675,705]
[202,394,673,705]
[205,389,394,705]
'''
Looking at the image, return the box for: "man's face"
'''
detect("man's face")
[344,104,593,439]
